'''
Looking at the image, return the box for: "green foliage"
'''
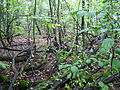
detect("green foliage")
[0,61,10,69]
[64,84,71,90]
[115,48,120,55]
[112,59,120,71]
[15,26,24,35]
[36,80,53,90]
[76,11,86,19]
[98,59,110,67]
[98,38,114,54]
[67,73,72,79]
[72,10,96,19]
[71,66,79,73]
[57,49,114,88]
[98,82,108,90]
[87,11,96,18]
[15,80,31,87]
[59,64,71,70]
[58,52,90,86]
[56,50,70,62]
[0,73,10,83]
[38,82,49,89]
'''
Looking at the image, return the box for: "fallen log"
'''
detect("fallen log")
[0,46,55,53]
[0,47,33,52]
[0,56,27,62]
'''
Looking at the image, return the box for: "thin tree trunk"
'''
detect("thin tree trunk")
[57,0,62,49]
[81,0,85,50]
[0,0,6,47]
[49,0,58,48]
[33,0,37,46]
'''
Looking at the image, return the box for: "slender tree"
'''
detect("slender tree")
[57,0,62,49]
[81,0,85,50]
[49,0,58,47]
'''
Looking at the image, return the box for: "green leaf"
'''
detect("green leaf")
[99,29,107,32]
[103,85,109,90]
[113,15,117,20]
[72,72,77,79]
[76,11,86,19]
[86,59,91,63]
[71,10,78,16]
[98,82,108,90]
[90,58,98,62]
[113,29,120,31]
[87,11,96,18]
[48,24,52,28]
[79,28,90,33]
[58,65,63,70]
[112,59,120,70]
[71,66,79,73]
[0,61,10,69]
[59,64,71,70]
[97,13,105,18]
[98,61,104,67]
[115,48,120,55]
[67,73,72,79]
[63,69,70,75]
[15,80,31,87]
[103,71,111,78]
[102,38,114,49]
[99,38,114,54]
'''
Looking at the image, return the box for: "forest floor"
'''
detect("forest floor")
[0,34,120,90]
[0,34,60,89]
